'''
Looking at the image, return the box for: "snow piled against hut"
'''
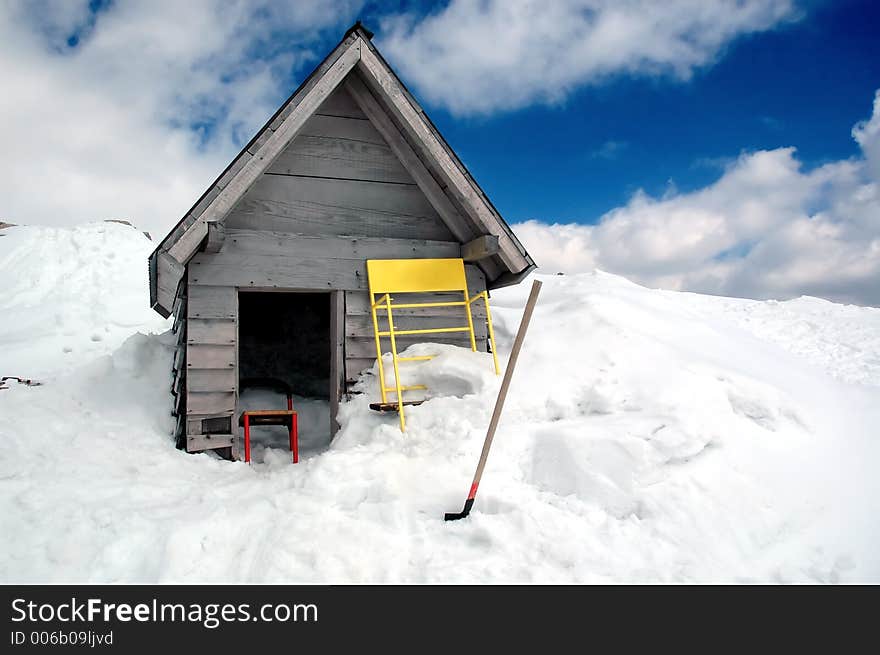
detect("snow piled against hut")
[1,222,879,583]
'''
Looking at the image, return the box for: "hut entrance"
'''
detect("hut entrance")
[238,291,332,460]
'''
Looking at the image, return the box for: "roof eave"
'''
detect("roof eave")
[488,262,537,291]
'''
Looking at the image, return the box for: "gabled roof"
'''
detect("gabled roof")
[149,22,535,317]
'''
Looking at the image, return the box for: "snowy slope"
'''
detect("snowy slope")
[0,223,169,377]
[1,224,878,583]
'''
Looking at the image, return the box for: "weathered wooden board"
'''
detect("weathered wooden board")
[189,254,363,290]
[315,85,367,119]
[172,343,186,373]
[187,433,234,452]
[462,235,500,261]
[345,354,376,378]
[344,74,474,244]
[186,391,236,415]
[299,114,386,145]
[188,186,222,227]
[165,184,219,262]
[267,136,413,184]
[345,356,376,384]
[173,315,186,343]
[241,174,440,220]
[223,230,459,260]
[247,129,273,157]
[187,344,235,369]
[225,199,454,240]
[171,291,187,332]
[166,220,207,268]
[216,152,253,192]
[187,369,236,393]
[204,221,226,253]
[186,318,236,345]
[187,285,236,319]
[174,319,187,349]
[156,251,185,311]
[190,253,482,292]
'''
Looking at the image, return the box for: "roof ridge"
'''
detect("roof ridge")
[344,20,373,41]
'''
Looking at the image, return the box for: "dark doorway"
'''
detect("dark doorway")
[238,292,332,460]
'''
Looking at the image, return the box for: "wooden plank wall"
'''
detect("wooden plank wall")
[189,230,461,288]
[170,289,188,446]
[189,238,485,392]
[225,86,457,241]
[183,85,493,445]
[185,282,236,452]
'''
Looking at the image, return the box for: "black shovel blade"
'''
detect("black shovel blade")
[444,498,474,521]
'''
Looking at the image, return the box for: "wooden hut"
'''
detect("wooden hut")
[148,23,535,457]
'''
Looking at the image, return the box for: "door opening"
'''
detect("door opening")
[238,291,332,461]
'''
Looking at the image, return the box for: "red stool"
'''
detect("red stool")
[240,410,298,464]
[238,377,299,464]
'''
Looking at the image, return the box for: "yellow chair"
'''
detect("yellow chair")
[367,258,499,431]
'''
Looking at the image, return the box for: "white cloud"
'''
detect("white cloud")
[380,0,798,115]
[853,90,880,182]
[515,91,880,306]
[0,0,362,236]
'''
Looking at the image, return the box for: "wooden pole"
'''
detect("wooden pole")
[445,279,543,521]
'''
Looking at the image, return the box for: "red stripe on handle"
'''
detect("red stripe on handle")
[467,482,479,500]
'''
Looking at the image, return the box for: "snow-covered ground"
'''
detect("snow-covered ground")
[1,223,878,583]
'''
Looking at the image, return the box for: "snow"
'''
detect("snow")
[0,223,168,377]
[1,223,879,582]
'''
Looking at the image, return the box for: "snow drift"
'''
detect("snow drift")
[1,222,878,583]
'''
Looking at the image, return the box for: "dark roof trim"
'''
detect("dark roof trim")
[345,20,373,41]
[488,263,538,291]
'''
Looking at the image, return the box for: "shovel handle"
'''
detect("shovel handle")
[447,279,542,521]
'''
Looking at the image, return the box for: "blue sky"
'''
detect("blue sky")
[349,0,880,225]
[1,0,878,305]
